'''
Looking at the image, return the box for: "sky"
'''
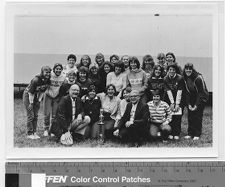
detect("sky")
[14,14,212,57]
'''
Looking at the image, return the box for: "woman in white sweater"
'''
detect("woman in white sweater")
[106,61,126,96]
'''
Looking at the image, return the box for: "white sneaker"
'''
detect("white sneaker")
[168,135,173,140]
[162,140,168,143]
[33,133,40,139]
[50,133,55,137]
[27,134,35,139]
[193,136,199,140]
[43,130,49,137]
[174,136,179,140]
[184,135,191,139]
[157,132,161,137]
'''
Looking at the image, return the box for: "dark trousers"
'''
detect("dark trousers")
[119,125,148,143]
[187,104,205,137]
[170,115,182,136]
[23,91,40,135]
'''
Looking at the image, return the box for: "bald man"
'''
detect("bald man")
[113,90,150,147]
[50,84,90,143]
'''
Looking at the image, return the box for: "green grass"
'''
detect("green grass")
[14,98,212,148]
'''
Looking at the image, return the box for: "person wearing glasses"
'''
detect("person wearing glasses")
[113,90,150,147]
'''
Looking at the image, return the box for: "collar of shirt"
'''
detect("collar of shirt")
[70,97,76,102]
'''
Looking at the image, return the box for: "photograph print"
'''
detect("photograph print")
[8,2,218,158]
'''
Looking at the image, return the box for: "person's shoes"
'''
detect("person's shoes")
[33,133,40,139]
[193,136,199,140]
[168,135,173,140]
[27,134,35,139]
[184,135,191,139]
[50,133,55,137]
[162,140,168,143]
[174,136,179,140]
[43,130,49,137]
[157,132,161,137]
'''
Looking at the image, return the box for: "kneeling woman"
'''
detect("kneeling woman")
[183,63,209,140]
[147,90,172,142]
[92,84,120,139]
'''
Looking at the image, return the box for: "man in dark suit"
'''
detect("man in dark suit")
[113,90,150,147]
[50,84,90,141]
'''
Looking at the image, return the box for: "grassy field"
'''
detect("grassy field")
[14,98,213,148]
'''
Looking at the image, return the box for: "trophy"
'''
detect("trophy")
[98,108,104,144]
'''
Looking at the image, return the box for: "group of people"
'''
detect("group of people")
[22,52,209,147]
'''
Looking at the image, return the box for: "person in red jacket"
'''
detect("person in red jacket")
[183,63,209,140]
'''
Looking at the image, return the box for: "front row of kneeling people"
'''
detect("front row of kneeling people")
[23,60,209,146]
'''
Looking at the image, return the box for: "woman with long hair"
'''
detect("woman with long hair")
[183,63,209,140]
[95,53,105,68]
[89,63,101,93]
[147,64,165,102]
[165,52,182,75]
[77,55,92,70]
[92,84,120,139]
[98,61,113,93]
[23,66,51,139]
[126,56,148,104]
[106,61,126,96]
[77,66,93,97]
[142,55,155,79]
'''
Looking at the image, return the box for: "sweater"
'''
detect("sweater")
[147,101,172,124]
[98,93,121,120]
[45,72,65,98]
[106,72,126,92]
[126,69,148,93]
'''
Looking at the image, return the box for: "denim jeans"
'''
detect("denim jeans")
[23,91,40,135]
[43,93,60,131]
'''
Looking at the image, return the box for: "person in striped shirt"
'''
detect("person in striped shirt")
[147,90,172,142]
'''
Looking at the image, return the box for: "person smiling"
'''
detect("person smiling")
[43,63,66,137]
[147,90,172,142]
[113,90,150,147]
[164,63,185,140]
[106,61,126,96]
[98,61,113,93]
[50,84,90,143]
[126,56,148,104]
[92,84,121,139]
[23,66,51,139]
[77,66,93,97]
[62,54,78,77]
[183,63,209,140]
[147,64,165,102]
